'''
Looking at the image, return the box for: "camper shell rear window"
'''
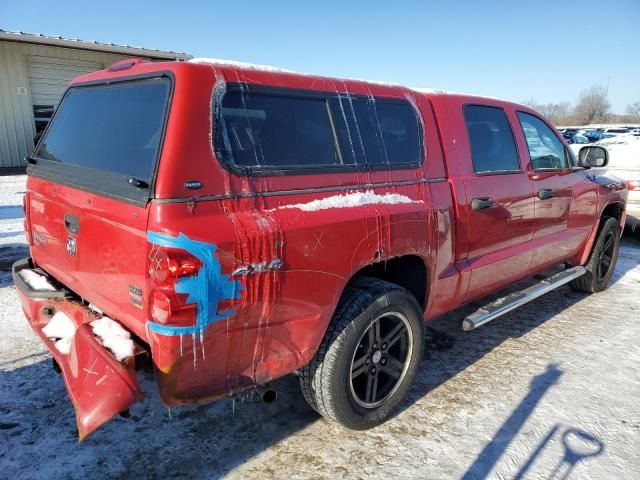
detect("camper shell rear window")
[213,84,423,175]
[30,74,172,205]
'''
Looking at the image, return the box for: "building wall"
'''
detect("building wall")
[0,41,151,168]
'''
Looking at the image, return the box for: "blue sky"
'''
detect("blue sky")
[2,0,639,112]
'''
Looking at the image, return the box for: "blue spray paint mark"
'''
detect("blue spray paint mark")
[147,231,243,336]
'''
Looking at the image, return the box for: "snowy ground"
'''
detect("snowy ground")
[1,175,639,479]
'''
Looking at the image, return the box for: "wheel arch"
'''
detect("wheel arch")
[344,254,429,311]
[601,201,625,226]
[576,201,626,266]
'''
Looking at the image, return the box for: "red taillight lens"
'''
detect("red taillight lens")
[147,245,202,327]
[628,180,640,191]
[151,289,172,323]
[148,246,203,283]
[150,288,198,325]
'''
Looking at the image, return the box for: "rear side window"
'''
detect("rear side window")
[217,91,340,169]
[214,85,423,174]
[331,97,422,166]
[35,77,170,182]
[517,112,568,170]
[374,102,422,166]
[463,105,521,174]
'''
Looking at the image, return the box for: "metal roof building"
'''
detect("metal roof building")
[0,30,191,170]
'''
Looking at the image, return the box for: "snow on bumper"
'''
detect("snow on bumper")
[12,258,144,441]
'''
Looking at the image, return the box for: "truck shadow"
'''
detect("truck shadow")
[460,363,563,480]
[457,364,605,480]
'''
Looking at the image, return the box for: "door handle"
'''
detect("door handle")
[538,189,555,200]
[64,214,79,234]
[471,197,495,211]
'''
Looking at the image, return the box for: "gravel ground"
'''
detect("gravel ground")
[1,175,639,479]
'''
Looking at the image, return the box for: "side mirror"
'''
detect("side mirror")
[578,146,608,168]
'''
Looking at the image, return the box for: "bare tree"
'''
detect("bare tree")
[521,100,573,125]
[521,98,542,110]
[626,101,640,122]
[574,85,611,124]
[555,101,572,124]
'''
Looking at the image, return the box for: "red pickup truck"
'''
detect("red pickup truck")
[13,58,628,439]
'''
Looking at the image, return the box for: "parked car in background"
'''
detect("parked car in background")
[560,128,589,144]
[603,127,632,134]
[571,133,589,144]
[584,130,614,143]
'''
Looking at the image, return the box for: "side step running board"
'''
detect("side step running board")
[462,266,586,331]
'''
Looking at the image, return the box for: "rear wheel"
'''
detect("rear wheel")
[299,277,424,430]
[571,216,621,293]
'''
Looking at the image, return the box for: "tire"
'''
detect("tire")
[299,277,424,430]
[571,216,621,293]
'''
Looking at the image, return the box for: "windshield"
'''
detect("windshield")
[35,77,170,182]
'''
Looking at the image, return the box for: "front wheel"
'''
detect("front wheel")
[571,216,621,293]
[299,277,424,430]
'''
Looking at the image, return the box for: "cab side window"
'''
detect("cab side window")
[463,105,521,174]
[517,112,568,170]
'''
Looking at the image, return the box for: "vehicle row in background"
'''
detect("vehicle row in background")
[558,125,640,144]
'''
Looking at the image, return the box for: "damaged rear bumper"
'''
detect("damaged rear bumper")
[12,258,144,440]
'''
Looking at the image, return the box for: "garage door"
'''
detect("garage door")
[26,55,103,135]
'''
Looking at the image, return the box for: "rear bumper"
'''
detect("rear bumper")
[12,258,144,440]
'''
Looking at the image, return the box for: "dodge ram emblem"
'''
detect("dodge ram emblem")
[66,236,77,257]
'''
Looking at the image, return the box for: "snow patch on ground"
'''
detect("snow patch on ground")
[277,190,421,212]
[90,316,134,361]
[18,270,56,291]
[42,312,76,355]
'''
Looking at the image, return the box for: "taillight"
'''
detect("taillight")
[150,288,197,326]
[148,245,203,282]
[148,245,202,326]
[628,180,640,191]
[151,289,172,323]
